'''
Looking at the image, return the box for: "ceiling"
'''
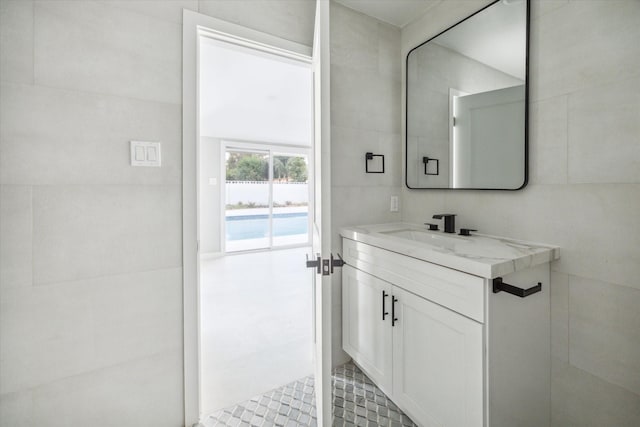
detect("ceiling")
[333,0,526,80]
[433,0,526,79]
[199,38,313,145]
[333,0,441,28]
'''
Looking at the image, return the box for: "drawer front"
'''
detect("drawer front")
[343,238,485,323]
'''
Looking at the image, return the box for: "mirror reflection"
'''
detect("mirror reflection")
[406,0,528,189]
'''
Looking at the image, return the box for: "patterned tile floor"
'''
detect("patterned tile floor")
[202,362,418,427]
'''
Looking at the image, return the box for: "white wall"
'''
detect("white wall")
[401,1,640,425]
[330,1,402,367]
[0,1,316,425]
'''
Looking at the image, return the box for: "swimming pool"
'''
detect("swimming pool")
[226,212,308,241]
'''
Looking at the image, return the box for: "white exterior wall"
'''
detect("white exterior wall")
[225,182,309,206]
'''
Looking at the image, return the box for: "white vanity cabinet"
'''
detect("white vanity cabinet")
[343,265,482,426]
[391,284,483,427]
[342,265,393,394]
[340,226,559,427]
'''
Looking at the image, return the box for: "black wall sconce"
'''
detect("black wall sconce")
[365,152,385,173]
[423,156,439,175]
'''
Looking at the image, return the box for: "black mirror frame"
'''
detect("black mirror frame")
[405,0,530,191]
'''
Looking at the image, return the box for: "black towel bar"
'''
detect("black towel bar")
[492,277,541,298]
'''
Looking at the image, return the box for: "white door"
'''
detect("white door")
[453,85,525,188]
[392,286,483,427]
[311,1,332,426]
[342,266,393,393]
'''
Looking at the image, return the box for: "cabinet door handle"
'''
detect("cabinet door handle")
[382,291,389,320]
[392,296,399,326]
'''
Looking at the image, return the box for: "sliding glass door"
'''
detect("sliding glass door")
[272,152,309,247]
[223,144,310,252]
[224,148,271,252]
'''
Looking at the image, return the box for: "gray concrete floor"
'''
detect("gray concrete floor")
[200,247,314,416]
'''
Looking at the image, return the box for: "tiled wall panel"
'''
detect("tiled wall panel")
[0,0,316,425]
[401,1,640,425]
[330,3,402,366]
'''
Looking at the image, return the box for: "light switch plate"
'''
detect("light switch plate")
[130,141,161,167]
[390,196,399,212]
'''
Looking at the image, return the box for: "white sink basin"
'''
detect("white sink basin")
[380,229,465,249]
[340,223,560,278]
[381,228,520,259]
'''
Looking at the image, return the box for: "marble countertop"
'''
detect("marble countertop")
[340,223,560,279]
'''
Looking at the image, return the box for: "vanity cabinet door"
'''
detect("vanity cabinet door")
[392,286,483,427]
[342,265,393,393]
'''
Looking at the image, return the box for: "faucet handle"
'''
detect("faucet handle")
[459,228,477,236]
[424,223,439,231]
[432,213,456,219]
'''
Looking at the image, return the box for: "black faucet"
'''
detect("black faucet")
[432,214,456,233]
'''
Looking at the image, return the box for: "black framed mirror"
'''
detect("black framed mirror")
[406,0,529,190]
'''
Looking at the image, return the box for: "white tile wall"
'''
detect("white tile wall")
[529,95,568,185]
[0,390,32,427]
[551,360,640,427]
[0,82,182,186]
[568,76,640,184]
[377,22,401,79]
[330,2,402,366]
[569,275,640,396]
[31,185,181,284]
[331,126,401,188]
[30,350,183,427]
[400,0,493,61]
[0,186,32,289]
[198,0,316,47]
[330,4,378,73]
[33,1,182,104]
[0,0,34,84]
[332,186,402,231]
[531,0,569,20]
[0,0,316,425]
[401,1,640,425]
[88,268,183,370]
[550,271,568,363]
[0,268,182,394]
[0,280,95,394]
[100,0,198,24]
[529,0,640,102]
[543,185,640,289]
[331,64,400,133]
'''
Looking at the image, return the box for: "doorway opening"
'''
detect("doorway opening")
[196,27,315,418]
